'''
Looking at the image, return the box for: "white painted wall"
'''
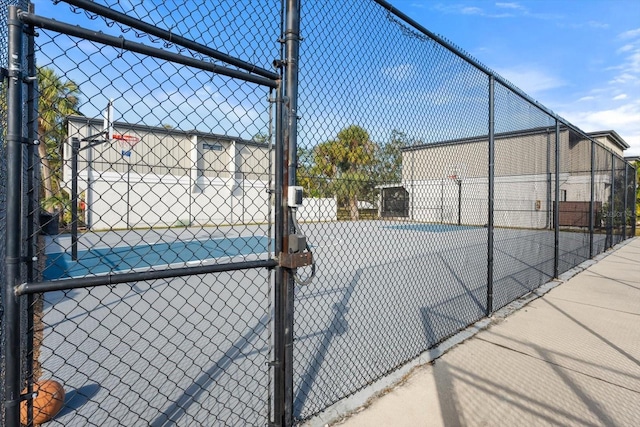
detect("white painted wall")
[404,173,611,229]
[298,197,338,222]
[64,170,336,230]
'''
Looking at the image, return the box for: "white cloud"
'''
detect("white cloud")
[619,28,640,39]
[562,25,640,156]
[436,1,566,19]
[461,6,483,15]
[606,29,640,92]
[588,21,609,29]
[131,84,268,138]
[561,101,640,155]
[74,40,102,55]
[495,66,565,95]
[495,2,525,10]
[609,73,638,85]
[626,51,640,73]
[434,4,513,18]
[617,44,636,53]
[561,20,610,30]
[382,63,416,81]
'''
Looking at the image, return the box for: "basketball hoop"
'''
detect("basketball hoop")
[447,164,466,183]
[114,133,140,157]
[103,99,114,141]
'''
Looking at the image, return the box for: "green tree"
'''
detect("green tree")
[297,146,325,198]
[37,67,80,214]
[313,125,375,220]
[635,160,640,229]
[252,132,269,144]
[375,129,407,184]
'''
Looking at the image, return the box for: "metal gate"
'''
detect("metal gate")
[3,1,638,426]
[2,0,303,425]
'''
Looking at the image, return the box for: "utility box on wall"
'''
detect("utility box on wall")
[554,201,602,228]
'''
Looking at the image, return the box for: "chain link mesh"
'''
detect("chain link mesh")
[294,0,636,422]
[613,156,627,246]
[492,82,556,309]
[295,1,491,420]
[0,1,8,419]
[626,162,637,238]
[1,1,637,426]
[14,0,280,425]
[0,3,7,421]
[556,128,592,274]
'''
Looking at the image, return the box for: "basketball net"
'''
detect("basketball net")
[114,134,140,157]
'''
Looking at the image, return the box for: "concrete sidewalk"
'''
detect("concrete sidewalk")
[332,237,640,427]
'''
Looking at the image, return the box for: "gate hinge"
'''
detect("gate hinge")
[278,251,313,269]
[21,391,37,401]
[272,59,286,68]
[268,95,289,104]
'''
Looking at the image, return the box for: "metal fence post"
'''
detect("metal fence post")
[554,120,560,277]
[273,0,301,424]
[589,139,595,258]
[623,161,628,241]
[609,153,615,249]
[547,131,552,229]
[272,77,286,427]
[71,137,80,260]
[4,6,25,427]
[283,1,300,423]
[633,165,638,237]
[486,75,495,316]
[25,4,37,424]
[631,163,638,236]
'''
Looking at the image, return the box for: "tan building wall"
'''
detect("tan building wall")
[399,128,618,229]
[64,116,273,229]
[402,128,602,180]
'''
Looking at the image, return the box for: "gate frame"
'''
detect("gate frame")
[7,1,637,426]
[4,1,301,426]
[4,6,25,425]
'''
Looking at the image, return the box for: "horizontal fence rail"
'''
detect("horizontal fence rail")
[18,12,279,88]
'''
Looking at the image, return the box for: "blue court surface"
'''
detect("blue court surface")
[44,235,269,280]
[383,223,481,232]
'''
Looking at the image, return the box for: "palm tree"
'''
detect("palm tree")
[313,125,375,220]
[37,67,80,214]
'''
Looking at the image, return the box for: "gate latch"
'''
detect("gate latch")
[279,250,313,269]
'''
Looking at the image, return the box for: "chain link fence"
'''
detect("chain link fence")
[0,0,8,417]
[295,1,492,418]
[1,1,637,426]
[1,1,31,423]
[293,0,637,422]
[3,0,283,425]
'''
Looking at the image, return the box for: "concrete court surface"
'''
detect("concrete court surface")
[37,222,622,424]
[334,237,640,427]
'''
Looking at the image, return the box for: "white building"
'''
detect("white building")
[381,127,630,229]
[64,116,335,230]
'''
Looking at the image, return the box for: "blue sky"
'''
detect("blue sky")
[29,0,639,156]
[389,0,640,156]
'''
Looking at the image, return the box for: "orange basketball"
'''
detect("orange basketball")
[20,380,65,425]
